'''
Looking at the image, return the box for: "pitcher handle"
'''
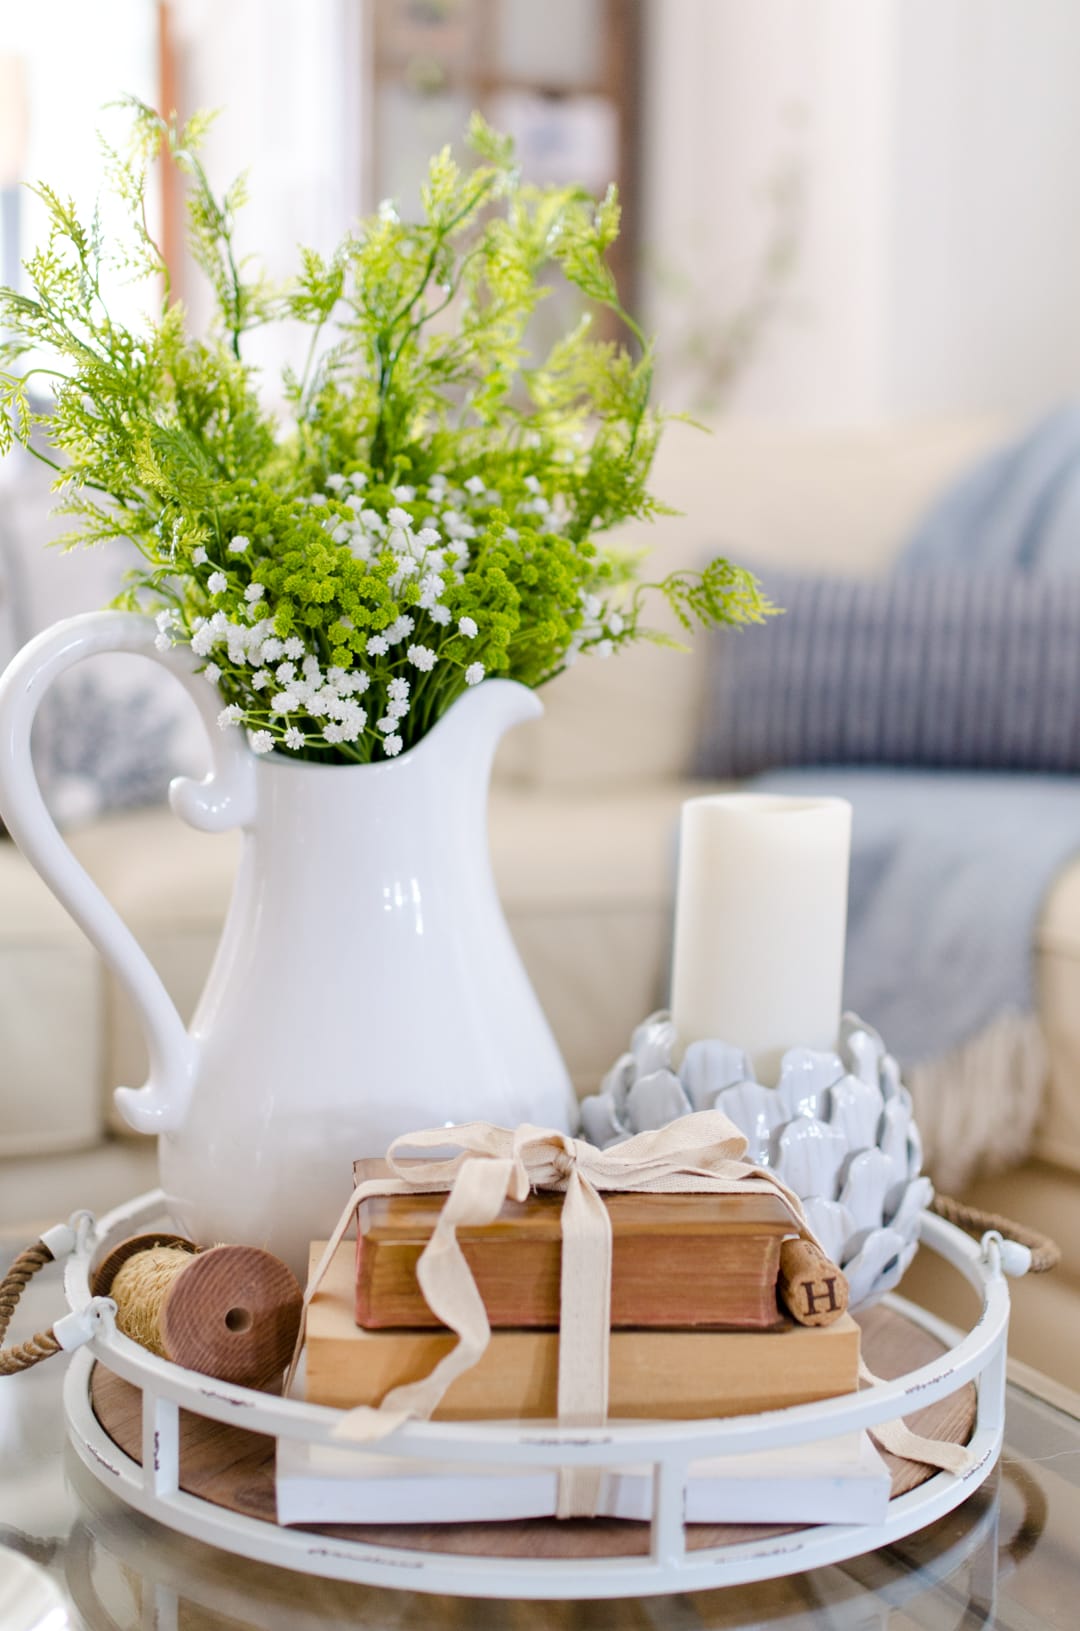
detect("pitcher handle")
[0,611,257,1134]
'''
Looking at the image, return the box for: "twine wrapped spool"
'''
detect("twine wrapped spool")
[92,1234,303,1388]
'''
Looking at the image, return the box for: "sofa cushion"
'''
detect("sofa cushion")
[0,838,103,1157]
[1035,854,1080,1174]
[701,570,1080,776]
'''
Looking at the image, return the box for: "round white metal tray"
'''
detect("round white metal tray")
[62,1189,1012,1600]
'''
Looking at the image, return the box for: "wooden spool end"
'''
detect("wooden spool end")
[778,1239,849,1327]
[160,1245,304,1389]
[91,1233,196,1299]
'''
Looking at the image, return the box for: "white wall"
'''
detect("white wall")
[641,0,893,423]
[643,0,1080,425]
[886,0,1080,419]
[0,0,159,332]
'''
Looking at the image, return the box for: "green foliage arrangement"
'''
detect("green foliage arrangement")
[0,99,769,762]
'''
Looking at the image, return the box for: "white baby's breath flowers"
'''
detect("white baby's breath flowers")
[387,615,415,644]
[192,546,209,566]
[441,510,475,541]
[389,556,419,594]
[418,572,445,609]
[407,643,437,672]
[153,473,627,767]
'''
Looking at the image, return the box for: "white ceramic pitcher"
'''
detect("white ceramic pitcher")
[0,612,576,1273]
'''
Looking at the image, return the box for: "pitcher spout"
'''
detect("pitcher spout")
[419,678,541,776]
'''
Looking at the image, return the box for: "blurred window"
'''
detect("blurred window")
[0,2,160,331]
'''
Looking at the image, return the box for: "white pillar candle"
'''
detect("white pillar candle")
[670,794,852,1084]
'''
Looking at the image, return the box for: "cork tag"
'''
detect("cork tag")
[778,1239,850,1326]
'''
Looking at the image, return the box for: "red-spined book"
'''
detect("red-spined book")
[354,1185,796,1331]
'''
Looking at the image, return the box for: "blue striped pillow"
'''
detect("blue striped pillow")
[699,571,1080,776]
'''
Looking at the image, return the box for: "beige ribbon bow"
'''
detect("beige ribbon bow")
[290,1110,974,1518]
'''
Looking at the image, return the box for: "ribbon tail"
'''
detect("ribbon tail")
[285,1177,385,1399]
[333,1157,515,1442]
[859,1359,978,1476]
[555,1169,613,1519]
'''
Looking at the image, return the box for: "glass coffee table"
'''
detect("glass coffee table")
[2,1247,1078,1629]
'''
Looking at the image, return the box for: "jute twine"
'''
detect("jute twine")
[110,1245,196,1356]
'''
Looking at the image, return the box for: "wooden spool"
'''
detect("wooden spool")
[92,1234,303,1389]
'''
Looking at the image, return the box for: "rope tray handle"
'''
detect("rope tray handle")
[0,1215,113,1375]
[931,1193,1061,1275]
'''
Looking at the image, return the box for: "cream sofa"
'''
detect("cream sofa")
[3,419,1079,1383]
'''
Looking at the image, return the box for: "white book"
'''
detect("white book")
[275,1431,891,1528]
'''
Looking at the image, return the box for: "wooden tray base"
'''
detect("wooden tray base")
[90,1305,975,1561]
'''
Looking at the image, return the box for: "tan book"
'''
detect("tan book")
[307,1242,861,1420]
[355,1184,796,1330]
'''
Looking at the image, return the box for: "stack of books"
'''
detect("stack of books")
[277,1187,888,1527]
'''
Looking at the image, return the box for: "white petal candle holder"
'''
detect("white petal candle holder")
[580,1013,929,1310]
